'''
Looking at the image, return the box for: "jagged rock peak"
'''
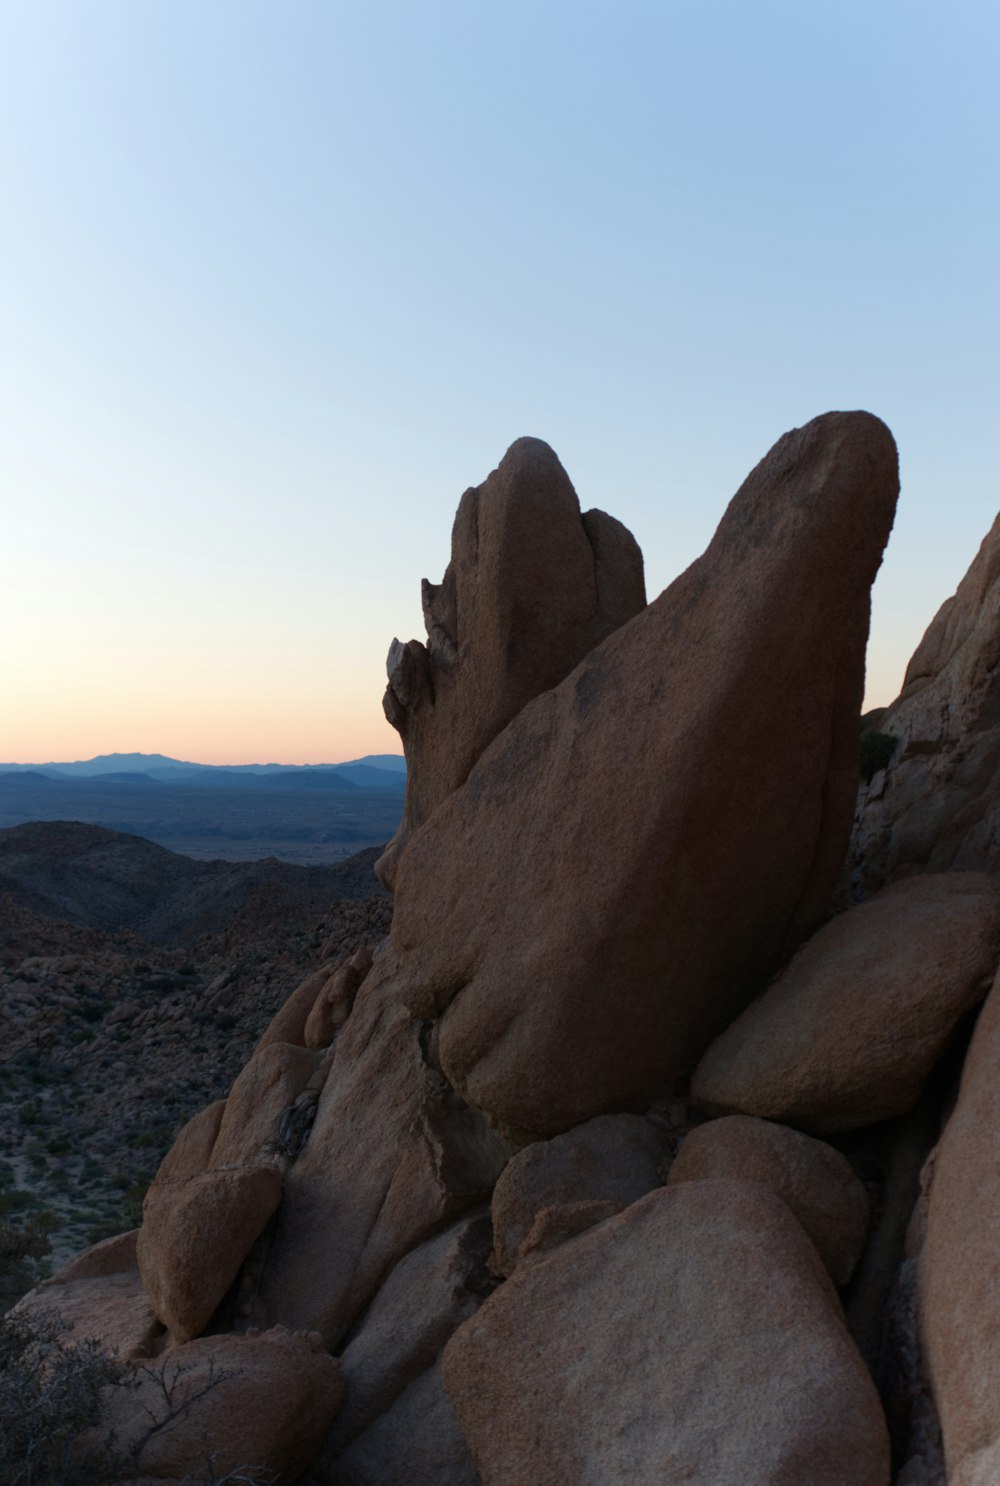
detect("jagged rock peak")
[378,436,646,885]
[388,410,899,1136]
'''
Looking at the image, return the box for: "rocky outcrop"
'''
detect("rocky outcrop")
[313,1217,491,1483]
[489,1113,668,1276]
[387,412,899,1136]
[443,1181,890,1486]
[379,437,645,881]
[34,419,982,1486]
[667,1114,869,1285]
[692,873,1000,1133]
[251,956,510,1346]
[921,966,1000,1483]
[848,510,1000,893]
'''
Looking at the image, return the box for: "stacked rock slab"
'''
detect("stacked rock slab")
[489,1112,669,1275]
[692,872,1000,1133]
[387,411,899,1136]
[443,1182,890,1486]
[848,509,1000,893]
[378,436,646,882]
[666,1114,869,1285]
[252,956,510,1345]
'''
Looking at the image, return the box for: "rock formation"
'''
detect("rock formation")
[387,410,899,1135]
[921,964,1000,1484]
[19,414,1000,1486]
[692,872,1000,1132]
[378,436,645,882]
[666,1114,870,1285]
[444,1182,890,1486]
[847,510,1000,893]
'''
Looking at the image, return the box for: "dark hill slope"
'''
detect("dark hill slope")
[0,821,387,946]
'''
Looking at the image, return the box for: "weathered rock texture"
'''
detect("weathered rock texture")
[313,1217,491,1483]
[380,436,645,875]
[387,412,899,1136]
[490,1113,667,1275]
[138,1165,283,1342]
[326,1215,492,1451]
[921,966,1000,1483]
[304,946,372,1048]
[667,1114,869,1284]
[252,956,510,1347]
[15,1270,160,1361]
[94,1327,341,1484]
[210,1040,321,1166]
[848,510,1000,893]
[326,1360,480,1486]
[693,873,1000,1133]
[444,1181,890,1486]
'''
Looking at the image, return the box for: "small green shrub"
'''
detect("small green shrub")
[859,729,897,784]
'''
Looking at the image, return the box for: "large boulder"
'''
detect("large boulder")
[386,411,899,1136]
[921,966,1000,1483]
[692,873,1000,1133]
[667,1114,869,1284]
[138,1164,283,1342]
[443,1180,890,1485]
[252,956,510,1346]
[380,436,645,877]
[92,1326,341,1484]
[490,1113,668,1275]
[848,510,1000,893]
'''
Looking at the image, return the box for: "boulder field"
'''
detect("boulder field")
[19,412,1000,1484]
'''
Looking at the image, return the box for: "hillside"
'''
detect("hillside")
[0,825,391,1265]
[0,764,404,865]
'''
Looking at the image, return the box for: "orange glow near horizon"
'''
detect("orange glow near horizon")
[0,674,403,767]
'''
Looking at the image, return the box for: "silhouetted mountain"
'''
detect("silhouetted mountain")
[339,753,408,773]
[0,750,407,781]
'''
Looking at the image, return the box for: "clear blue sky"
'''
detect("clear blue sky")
[1,1,996,762]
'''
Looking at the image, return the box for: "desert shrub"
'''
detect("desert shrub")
[0,1303,126,1484]
[859,728,897,783]
[1,1224,280,1485]
[0,1214,56,1310]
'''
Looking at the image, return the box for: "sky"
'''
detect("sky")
[1,0,996,765]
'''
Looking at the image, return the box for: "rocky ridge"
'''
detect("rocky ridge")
[11,415,1000,1485]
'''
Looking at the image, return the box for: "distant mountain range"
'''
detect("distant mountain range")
[0,753,406,864]
[0,751,407,788]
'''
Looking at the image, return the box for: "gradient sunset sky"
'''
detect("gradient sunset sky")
[2,2,997,765]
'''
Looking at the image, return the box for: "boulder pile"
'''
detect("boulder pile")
[20,411,1000,1485]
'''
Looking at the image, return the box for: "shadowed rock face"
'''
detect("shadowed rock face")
[922,966,1000,1484]
[384,412,899,1137]
[847,510,1000,893]
[378,437,645,883]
